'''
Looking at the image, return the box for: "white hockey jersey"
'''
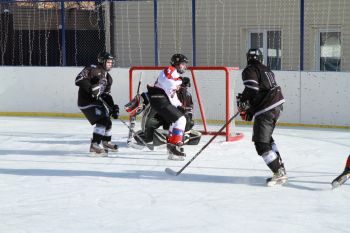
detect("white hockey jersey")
[154,66,182,107]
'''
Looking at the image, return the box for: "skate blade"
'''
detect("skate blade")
[266,177,288,187]
[331,181,341,189]
[331,174,349,189]
[104,148,118,152]
[167,154,185,161]
[88,152,108,157]
[128,142,146,150]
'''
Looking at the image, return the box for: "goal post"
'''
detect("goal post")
[129,66,244,142]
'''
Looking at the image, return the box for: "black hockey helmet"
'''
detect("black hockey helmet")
[170,53,188,66]
[246,48,263,64]
[171,53,188,74]
[98,51,115,69]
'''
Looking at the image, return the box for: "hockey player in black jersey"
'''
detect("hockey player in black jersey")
[75,52,120,156]
[331,155,350,189]
[237,48,287,186]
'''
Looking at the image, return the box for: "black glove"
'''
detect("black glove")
[185,113,194,131]
[236,93,253,121]
[111,104,119,119]
[91,84,101,100]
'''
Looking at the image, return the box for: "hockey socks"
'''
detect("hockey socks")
[262,150,288,186]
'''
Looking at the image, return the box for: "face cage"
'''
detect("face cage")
[175,62,187,74]
[101,59,115,71]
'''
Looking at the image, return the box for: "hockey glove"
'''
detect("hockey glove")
[237,111,252,121]
[91,84,101,100]
[111,104,120,119]
[236,93,253,121]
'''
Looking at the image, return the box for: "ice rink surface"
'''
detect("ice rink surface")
[0,116,349,233]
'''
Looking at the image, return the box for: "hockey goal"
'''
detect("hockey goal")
[129,66,244,142]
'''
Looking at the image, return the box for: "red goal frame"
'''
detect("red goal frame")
[129,66,244,142]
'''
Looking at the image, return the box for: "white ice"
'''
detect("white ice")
[0,116,349,233]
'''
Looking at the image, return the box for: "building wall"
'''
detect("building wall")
[110,0,349,71]
[304,0,350,71]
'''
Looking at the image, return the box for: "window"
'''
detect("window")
[248,30,282,70]
[317,31,341,71]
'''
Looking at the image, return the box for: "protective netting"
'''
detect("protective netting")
[129,67,240,141]
[0,0,347,71]
[0,1,105,66]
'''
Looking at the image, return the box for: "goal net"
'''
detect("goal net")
[129,66,243,142]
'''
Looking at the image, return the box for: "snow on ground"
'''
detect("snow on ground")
[0,116,349,233]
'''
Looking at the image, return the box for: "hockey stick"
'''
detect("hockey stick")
[165,111,240,176]
[127,74,143,144]
[119,118,154,151]
[99,97,154,151]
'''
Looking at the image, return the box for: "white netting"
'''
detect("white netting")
[129,67,239,141]
[0,1,104,66]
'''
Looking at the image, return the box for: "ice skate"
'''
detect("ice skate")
[167,143,186,161]
[102,140,119,152]
[128,140,146,150]
[266,167,288,187]
[89,141,108,157]
[331,168,350,189]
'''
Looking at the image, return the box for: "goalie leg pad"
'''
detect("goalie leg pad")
[153,129,168,146]
[185,130,202,145]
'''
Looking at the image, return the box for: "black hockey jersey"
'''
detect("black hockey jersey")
[75,64,113,107]
[240,61,285,117]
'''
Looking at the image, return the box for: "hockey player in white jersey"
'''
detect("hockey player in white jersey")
[146,54,189,160]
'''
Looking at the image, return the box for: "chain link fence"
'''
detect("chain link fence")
[0,1,105,66]
[0,0,348,71]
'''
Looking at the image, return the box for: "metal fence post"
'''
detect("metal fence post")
[153,0,159,66]
[60,0,66,66]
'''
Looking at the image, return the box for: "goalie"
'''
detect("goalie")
[125,77,201,149]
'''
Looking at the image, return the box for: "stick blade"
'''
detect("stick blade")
[165,168,178,176]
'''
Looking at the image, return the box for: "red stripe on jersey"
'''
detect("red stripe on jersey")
[164,66,181,81]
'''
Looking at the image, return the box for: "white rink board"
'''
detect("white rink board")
[0,67,350,126]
